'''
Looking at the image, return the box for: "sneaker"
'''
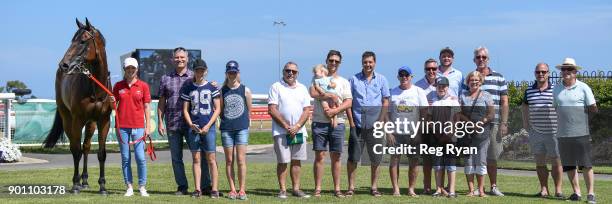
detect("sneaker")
[124,188,134,197]
[568,193,581,201]
[587,194,596,204]
[278,190,288,199]
[139,187,149,197]
[210,191,220,199]
[238,191,248,200]
[175,189,188,195]
[292,190,311,198]
[191,190,202,198]
[228,191,238,199]
[447,192,457,198]
[489,186,505,196]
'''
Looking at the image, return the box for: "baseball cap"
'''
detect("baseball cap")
[436,77,450,86]
[193,58,208,70]
[226,60,239,73]
[123,57,138,69]
[398,66,413,76]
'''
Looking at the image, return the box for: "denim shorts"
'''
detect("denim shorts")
[187,126,217,153]
[221,129,249,147]
[311,122,345,153]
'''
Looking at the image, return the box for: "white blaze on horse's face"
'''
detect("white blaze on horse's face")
[173,50,188,69]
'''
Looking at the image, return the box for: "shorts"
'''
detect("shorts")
[187,126,217,153]
[558,135,593,171]
[311,122,345,153]
[528,129,559,158]
[390,133,421,159]
[221,129,249,147]
[487,124,503,161]
[432,144,458,172]
[273,135,308,163]
[347,127,384,165]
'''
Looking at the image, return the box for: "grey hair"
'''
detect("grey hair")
[284,61,298,70]
[473,46,489,57]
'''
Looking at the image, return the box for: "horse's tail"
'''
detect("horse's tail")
[43,110,64,148]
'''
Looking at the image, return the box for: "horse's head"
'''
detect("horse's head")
[59,18,107,75]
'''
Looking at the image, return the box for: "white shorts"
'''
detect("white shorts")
[273,135,307,163]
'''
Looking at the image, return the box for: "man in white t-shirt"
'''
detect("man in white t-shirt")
[268,62,313,199]
[387,66,428,196]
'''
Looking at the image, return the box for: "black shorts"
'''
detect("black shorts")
[558,135,593,171]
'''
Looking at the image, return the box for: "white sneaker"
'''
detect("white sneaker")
[489,186,505,196]
[124,188,134,197]
[140,187,150,197]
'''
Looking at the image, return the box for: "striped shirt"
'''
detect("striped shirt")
[478,68,508,123]
[522,82,557,134]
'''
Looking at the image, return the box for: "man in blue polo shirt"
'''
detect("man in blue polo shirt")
[552,58,598,203]
[437,47,464,97]
[521,63,563,199]
[347,51,390,197]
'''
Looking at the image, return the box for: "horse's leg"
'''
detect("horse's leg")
[97,118,110,195]
[68,118,85,194]
[81,121,96,190]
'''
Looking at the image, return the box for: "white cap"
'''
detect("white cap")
[123,57,138,69]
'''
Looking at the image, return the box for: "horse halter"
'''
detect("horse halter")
[64,29,101,75]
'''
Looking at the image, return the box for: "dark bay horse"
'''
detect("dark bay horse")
[44,18,112,195]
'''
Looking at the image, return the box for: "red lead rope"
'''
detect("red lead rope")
[86,73,157,161]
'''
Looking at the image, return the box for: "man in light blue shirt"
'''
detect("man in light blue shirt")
[552,58,598,203]
[437,47,464,97]
[346,51,390,197]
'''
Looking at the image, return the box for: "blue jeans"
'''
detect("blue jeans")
[119,128,147,186]
[221,129,249,147]
[168,129,212,190]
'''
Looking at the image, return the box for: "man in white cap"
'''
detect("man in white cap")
[552,58,598,203]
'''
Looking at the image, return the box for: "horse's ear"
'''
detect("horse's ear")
[85,18,92,30]
[76,18,84,29]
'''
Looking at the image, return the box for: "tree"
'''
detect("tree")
[5,80,27,93]
[0,86,4,92]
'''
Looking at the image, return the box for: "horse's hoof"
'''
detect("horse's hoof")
[81,184,89,190]
[99,190,108,196]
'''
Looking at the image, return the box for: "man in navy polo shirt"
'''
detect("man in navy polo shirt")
[521,63,563,198]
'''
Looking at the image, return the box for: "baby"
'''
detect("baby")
[312,64,340,127]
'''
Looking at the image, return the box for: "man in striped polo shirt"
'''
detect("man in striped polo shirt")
[521,63,563,198]
[473,46,508,196]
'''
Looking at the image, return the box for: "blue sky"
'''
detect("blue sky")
[1,0,611,98]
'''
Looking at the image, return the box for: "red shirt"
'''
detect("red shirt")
[112,79,151,128]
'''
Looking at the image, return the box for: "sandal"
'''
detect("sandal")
[313,190,321,198]
[345,189,354,197]
[370,189,382,197]
[334,190,345,198]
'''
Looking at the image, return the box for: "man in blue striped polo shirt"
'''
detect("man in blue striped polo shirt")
[473,46,508,196]
[521,63,563,198]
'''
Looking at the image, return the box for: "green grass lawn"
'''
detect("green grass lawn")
[1,162,610,203]
[497,160,612,174]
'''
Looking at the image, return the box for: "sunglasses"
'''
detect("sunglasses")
[327,59,340,64]
[535,71,548,74]
[284,69,298,74]
[398,73,412,78]
[561,68,576,72]
[425,67,437,71]
[475,55,488,60]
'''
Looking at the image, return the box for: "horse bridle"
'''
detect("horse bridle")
[65,29,101,76]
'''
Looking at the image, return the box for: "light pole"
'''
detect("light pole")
[273,20,286,80]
